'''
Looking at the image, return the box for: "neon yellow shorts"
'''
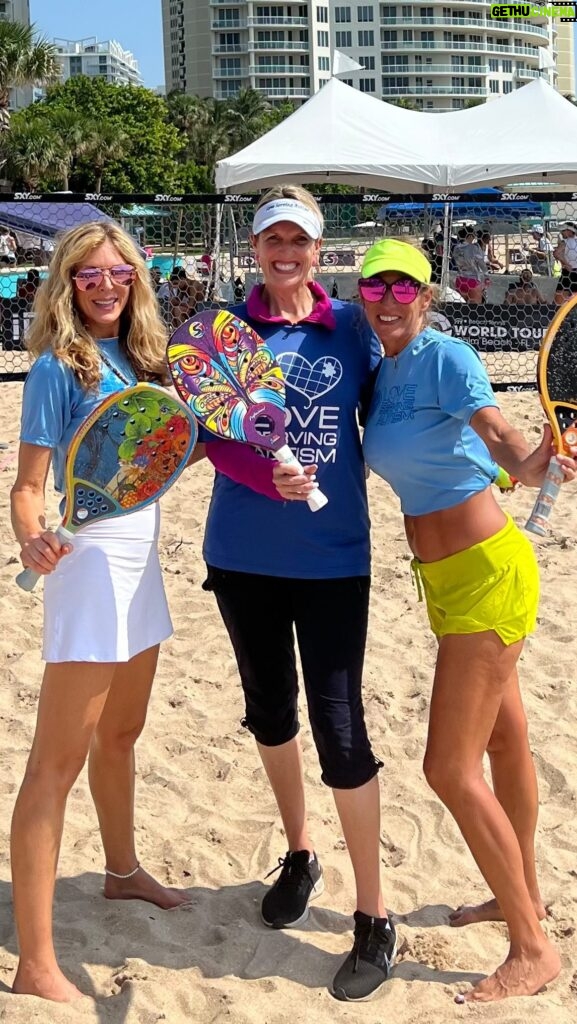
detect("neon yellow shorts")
[410,515,540,646]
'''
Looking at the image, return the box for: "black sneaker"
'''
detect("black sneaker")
[331,910,397,1001]
[261,850,324,928]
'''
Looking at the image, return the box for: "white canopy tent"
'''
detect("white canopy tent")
[215,77,577,193]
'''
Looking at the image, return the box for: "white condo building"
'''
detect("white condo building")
[0,0,29,24]
[53,38,144,87]
[162,1,575,109]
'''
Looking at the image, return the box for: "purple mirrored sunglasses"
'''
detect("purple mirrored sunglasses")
[358,277,422,304]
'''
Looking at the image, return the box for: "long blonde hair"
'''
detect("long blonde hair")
[254,184,324,236]
[26,221,168,390]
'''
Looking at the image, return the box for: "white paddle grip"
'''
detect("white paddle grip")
[525,457,565,537]
[274,444,328,512]
[15,525,75,592]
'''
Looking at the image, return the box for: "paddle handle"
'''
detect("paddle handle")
[525,457,565,537]
[15,525,74,592]
[274,444,328,512]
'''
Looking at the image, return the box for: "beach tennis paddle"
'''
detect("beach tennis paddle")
[16,383,198,591]
[166,309,328,511]
[526,294,577,536]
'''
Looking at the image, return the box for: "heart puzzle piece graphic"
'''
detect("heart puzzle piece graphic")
[277,352,343,407]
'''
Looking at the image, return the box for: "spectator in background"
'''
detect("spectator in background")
[40,238,55,265]
[452,228,489,304]
[157,267,206,329]
[0,226,17,265]
[527,225,553,277]
[233,275,245,302]
[17,270,41,308]
[553,222,577,306]
[421,233,444,283]
[504,269,544,306]
[149,267,163,293]
[477,231,503,272]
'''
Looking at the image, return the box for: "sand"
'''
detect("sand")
[0,381,576,1024]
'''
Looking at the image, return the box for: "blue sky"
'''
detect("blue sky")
[29,3,577,93]
[30,0,165,89]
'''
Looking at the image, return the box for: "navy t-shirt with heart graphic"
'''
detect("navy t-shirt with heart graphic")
[202,299,382,578]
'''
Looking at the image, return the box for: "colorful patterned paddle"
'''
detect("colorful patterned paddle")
[16,383,198,591]
[167,309,328,511]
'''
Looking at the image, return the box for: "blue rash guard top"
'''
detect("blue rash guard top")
[362,328,499,516]
[19,339,137,494]
[202,299,382,578]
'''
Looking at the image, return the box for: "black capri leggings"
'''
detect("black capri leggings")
[203,566,382,790]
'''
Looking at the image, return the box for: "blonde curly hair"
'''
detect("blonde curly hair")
[26,220,168,390]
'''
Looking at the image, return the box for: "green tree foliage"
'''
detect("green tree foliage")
[4,79,318,193]
[386,97,418,110]
[38,76,184,191]
[0,21,60,132]
[0,116,59,188]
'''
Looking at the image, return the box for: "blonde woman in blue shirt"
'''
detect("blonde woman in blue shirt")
[275,238,577,1005]
[10,221,191,1003]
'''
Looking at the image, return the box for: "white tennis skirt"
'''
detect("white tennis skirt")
[43,504,173,663]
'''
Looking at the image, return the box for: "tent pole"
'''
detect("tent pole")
[228,207,237,291]
[440,202,451,298]
[173,208,184,272]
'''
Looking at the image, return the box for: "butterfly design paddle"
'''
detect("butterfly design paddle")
[16,383,198,591]
[526,294,577,536]
[167,309,328,511]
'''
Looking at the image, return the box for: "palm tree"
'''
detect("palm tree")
[224,88,271,151]
[166,92,207,155]
[0,120,59,189]
[48,109,91,190]
[0,22,60,132]
[83,121,130,192]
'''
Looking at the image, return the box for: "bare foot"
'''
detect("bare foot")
[103,865,193,910]
[455,939,561,1004]
[12,963,84,1002]
[449,896,547,927]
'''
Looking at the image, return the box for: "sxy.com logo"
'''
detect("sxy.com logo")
[490,3,576,17]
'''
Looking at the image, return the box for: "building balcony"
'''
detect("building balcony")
[380,39,540,58]
[212,43,247,54]
[249,64,309,75]
[514,67,542,79]
[211,19,247,30]
[213,67,247,77]
[248,17,308,28]
[248,40,309,51]
[255,86,310,98]
[381,85,487,97]
[379,16,549,40]
[214,85,245,99]
[381,63,489,75]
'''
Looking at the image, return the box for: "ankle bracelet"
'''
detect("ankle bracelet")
[105,862,140,879]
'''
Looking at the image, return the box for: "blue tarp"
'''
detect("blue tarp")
[378,188,544,222]
[0,201,111,240]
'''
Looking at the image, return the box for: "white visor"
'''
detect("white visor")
[252,198,322,240]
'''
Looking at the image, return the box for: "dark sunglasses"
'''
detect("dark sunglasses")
[358,277,422,304]
[73,265,136,291]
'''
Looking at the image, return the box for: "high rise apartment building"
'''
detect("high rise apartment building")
[162,1,575,109]
[53,38,144,88]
